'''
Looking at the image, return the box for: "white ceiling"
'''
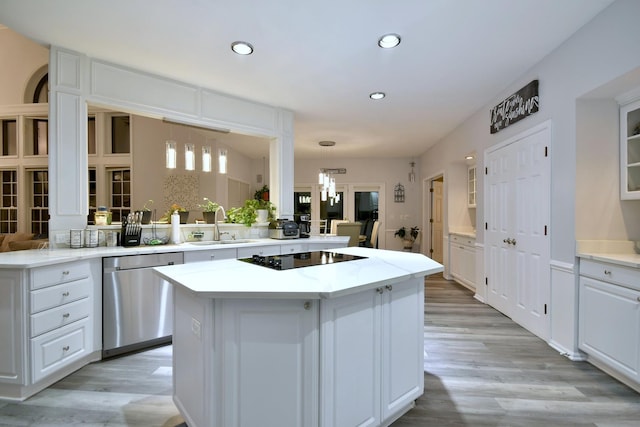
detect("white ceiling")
[0,0,615,160]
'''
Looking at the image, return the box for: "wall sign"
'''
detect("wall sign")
[490,79,539,134]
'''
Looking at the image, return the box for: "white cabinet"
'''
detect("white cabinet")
[0,260,98,400]
[620,99,640,199]
[579,259,640,388]
[320,279,424,427]
[449,234,476,290]
[172,287,319,427]
[183,247,237,263]
[467,165,477,208]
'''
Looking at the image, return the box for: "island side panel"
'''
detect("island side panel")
[173,285,215,427]
[220,298,320,427]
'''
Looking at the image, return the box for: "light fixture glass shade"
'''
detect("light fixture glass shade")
[185,143,195,171]
[219,148,227,174]
[408,161,416,182]
[202,146,212,172]
[319,171,324,185]
[166,140,177,169]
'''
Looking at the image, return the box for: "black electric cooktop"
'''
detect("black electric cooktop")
[239,251,367,271]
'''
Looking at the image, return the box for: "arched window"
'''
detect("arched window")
[33,74,48,103]
[23,65,48,104]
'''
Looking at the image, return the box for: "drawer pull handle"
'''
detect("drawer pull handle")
[62,346,70,352]
[62,291,70,297]
[62,270,70,275]
[604,270,612,275]
[62,313,70,319]
[303,301,312,310]
[376,287,384,294]
[385,285,393,291]
[637,297,640,302]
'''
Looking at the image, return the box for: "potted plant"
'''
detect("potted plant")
[139,199,153,224]
[198,197,220,224]
[225,199,259,227]
[254,185,269,201]
[255,198,276,223]
[394,226,420,250]
[160,203,189,224]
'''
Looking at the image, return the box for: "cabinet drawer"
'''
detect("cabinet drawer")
[580,259,640,291]
[31,318,90,383]
[31,262,91,290]
[30,298,90,338]
[30,277,91,314]
[280,243,306,254]
[184,248,237,263]
[237,245,280,258]
[450,234,475,247]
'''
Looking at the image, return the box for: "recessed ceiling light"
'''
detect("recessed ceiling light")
[378,33,401,49]
[369,92,386,100]
[231,41,254,55]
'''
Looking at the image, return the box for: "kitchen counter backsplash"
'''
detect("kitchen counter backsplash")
[50,223,271,249]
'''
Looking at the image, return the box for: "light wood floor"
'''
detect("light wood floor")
[1,275,639,426]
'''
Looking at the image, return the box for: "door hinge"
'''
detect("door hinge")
[544,303,547,315]
[429,218,434,223]
[544,225,548,236]
[485,277,488,286]
[544,146,548,157]
[485,166,488,175]
[485,222,488,230]
[429,248,434,254]
[430,187,434,192]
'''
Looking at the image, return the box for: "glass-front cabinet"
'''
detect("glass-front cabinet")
[620,98,640,200]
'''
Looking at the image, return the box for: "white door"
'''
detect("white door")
[430,179,444,262]
[485,122,551,340]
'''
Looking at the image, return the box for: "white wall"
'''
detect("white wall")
[422,0,640,263]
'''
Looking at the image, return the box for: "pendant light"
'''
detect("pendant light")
[185,143,195,171]
[166,140,177,169]
[218,148,227,174]
[202,146,212,172]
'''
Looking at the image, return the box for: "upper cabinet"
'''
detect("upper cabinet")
[467,165,477,208]
[620,99,640,199]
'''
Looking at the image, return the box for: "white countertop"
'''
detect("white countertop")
[576,239,640,269]
[449,230,476,239]
[154,247,444,299]
[0,236,348,268]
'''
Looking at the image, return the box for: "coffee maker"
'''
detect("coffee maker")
[294,214,311,238]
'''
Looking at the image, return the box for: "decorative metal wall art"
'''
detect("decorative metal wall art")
[394,183,405,203]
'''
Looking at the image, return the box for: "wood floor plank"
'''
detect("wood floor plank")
[1,274,639,426]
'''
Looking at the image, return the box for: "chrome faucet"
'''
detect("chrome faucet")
[213,206,226,241]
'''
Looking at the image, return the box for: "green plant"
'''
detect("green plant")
[226,199,277,226]
[142,199,154,211]
[160,203,187,222]
[198,197,219,213]
[254,185,269,201]
[394,226,420,241]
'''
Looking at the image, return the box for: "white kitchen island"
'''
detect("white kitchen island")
[154,247,443,427]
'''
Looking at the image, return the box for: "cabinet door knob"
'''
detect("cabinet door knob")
[303,301,312,310]
[511,239,516,246]
[636,296,640,302]
[385,285,393,291]
[376,287,384,294]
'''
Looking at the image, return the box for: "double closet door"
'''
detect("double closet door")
[485,121,551,340]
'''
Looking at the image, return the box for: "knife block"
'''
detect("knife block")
[121,221,142,247]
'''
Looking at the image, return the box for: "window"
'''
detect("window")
[88,168,97,224]
[24,118,48,155]
[0,170,17,233]
[30,170,49,237]
[1,119,17,156]
[32,74,48,104]
[110,168,131,222]
[320,191,344,234]
[88,117,96,155]
[111,116,130,154]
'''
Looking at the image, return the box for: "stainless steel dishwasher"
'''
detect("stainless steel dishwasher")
[102,252,183,358]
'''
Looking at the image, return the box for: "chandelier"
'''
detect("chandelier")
[318,169,340,205]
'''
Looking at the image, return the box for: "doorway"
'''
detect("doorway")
[426,175,444,263]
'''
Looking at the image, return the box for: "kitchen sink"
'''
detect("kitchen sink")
[221,239,255,244]
[188,241,222,246]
